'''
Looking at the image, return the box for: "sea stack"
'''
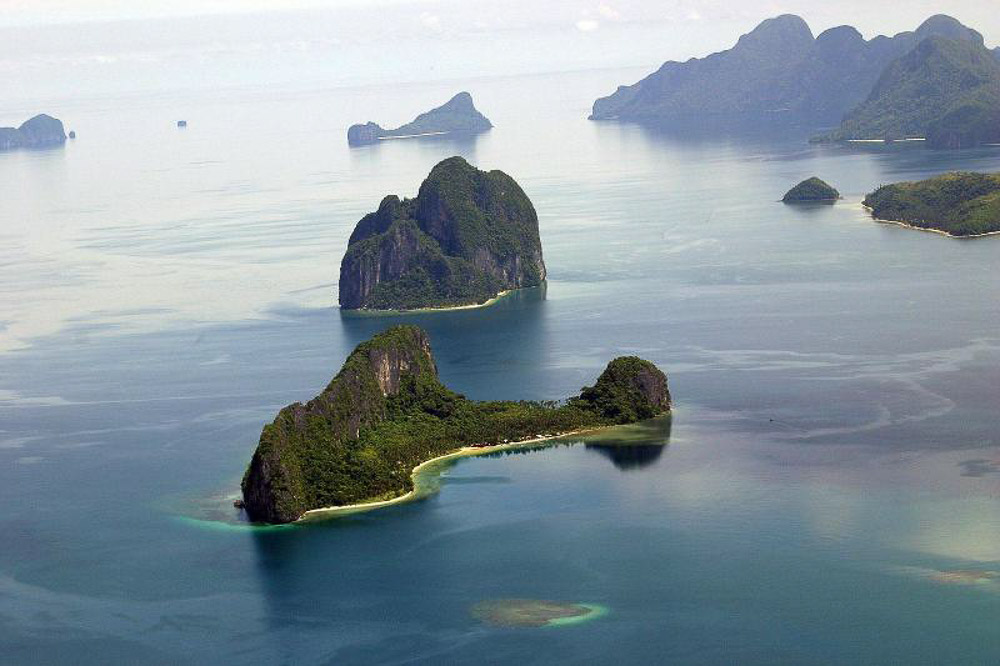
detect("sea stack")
[0,114,67,151]
[338,156,546,311]
[783,177,841,203]
[240,325,671,523]
[347,92,492,146]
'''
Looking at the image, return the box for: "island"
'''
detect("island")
[589,15,984,130]
[0,114,67,151]
[347,92,492,146]
[241,325,672,524]
[826,34,1000,146]
[339,156,546,311]
[471,599,607,627]
[783,177,841,203]
[863,172,1000,237]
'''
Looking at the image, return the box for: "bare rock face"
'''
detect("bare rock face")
[241,326,437,523]
[0,114,67,150]
[576,357,672,424]
[339,156,546,311]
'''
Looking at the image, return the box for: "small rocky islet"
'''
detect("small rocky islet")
[339,156,546,311]
[782,177,840,203]
[240,325,671,524]
[347,92,492,146]
[0,114,67,151]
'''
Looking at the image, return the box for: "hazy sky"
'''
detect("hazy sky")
[3,0,998,108]
[2,0,998,42]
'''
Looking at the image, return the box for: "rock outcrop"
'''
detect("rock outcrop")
[0,114,67,150]
[347,92,492,146]
[241,326,672,523]
[339,156,546,310]
[783,177,841,203]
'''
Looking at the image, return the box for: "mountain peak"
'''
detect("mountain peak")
[913,14,983,46]
[737,14,813,49]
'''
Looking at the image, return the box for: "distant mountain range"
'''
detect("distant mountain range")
[591,15,1000,148]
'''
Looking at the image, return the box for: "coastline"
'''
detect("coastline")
[347,289,516,316]
[862,204,1000,239]
[297,426,604,522]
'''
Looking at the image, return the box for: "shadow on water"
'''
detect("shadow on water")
[583,416,673,471]
[338,284,551,399]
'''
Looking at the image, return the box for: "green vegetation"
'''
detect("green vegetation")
[782,177,840,203]
[926,100,1000,149]
[863,172,1000,236]
[339,156,546,310]
[241,326,671,523]
[829,36,1000,143]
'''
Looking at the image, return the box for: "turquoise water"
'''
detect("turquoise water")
[2,68,1000,664]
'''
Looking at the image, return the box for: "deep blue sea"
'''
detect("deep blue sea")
[2,68,1000,664]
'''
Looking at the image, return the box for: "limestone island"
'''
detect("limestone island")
[339,156,546,311]
[783,177,841,203]
[0,114,67,151]
[863,172,1000,237]
[347,92,492,146]
[241,325,671,524]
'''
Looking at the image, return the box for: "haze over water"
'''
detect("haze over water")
[2,4,1000,664]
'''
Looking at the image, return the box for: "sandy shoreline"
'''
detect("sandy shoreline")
[349,289,515,316]
[298,426,602,521]
[862,204,1000,239]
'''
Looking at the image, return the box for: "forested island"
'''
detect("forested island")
[590,14,1000,149]
[864,172,1000,237]
[339,156,546,311]
[783,177,840,203]
[826,34,1000,146]
[347,92,492,146]
[241,326,672,524]
[0,114,67,150]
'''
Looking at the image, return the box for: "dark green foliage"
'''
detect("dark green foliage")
[783,177,840,202]
[926,101,1000,149]
[242,327,671,523]
[829,36,1000,143]
[339,156,546,310]
[863,172,1000,236]
[571,357,671,424]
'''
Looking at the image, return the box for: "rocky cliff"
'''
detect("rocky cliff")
[241,326,672,523]
[339,156,546,310]
[0,114,67,150]
[347,92,492,146]
[241,326,438,524]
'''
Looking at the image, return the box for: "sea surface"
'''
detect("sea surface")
[2,68,1000,665]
